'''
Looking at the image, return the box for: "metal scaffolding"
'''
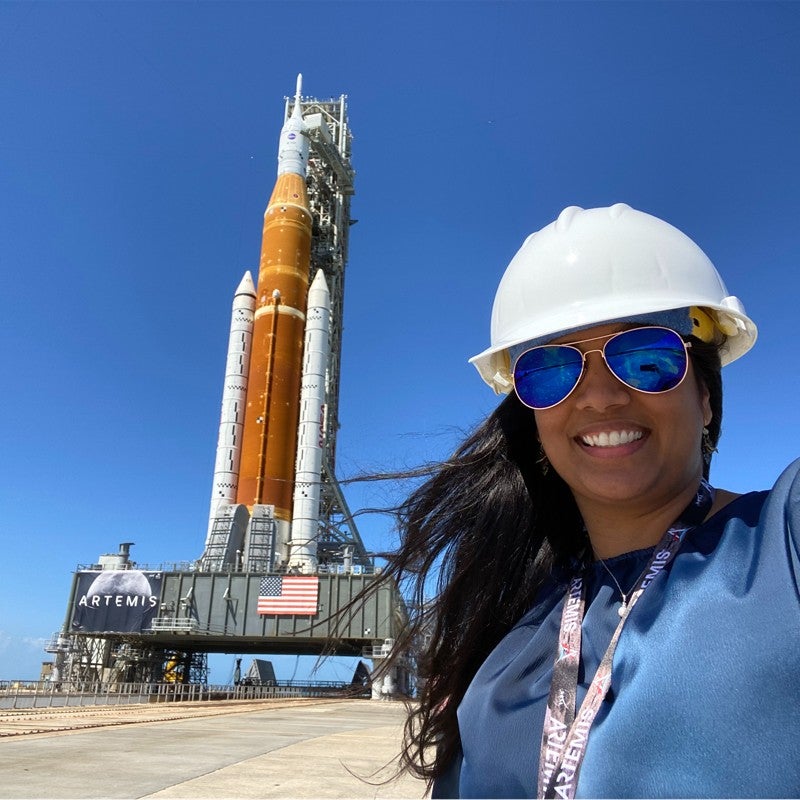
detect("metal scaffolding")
[290,92,355,474]
[288,91,370,569]
[45,633,208,686]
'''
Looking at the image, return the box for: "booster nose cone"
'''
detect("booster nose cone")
[277,73,309,177]
[235,270,256,298]
[307,267,331,309]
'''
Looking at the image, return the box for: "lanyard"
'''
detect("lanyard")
[537,481,715,799]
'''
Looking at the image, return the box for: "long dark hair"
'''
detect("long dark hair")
[376,337,723,785]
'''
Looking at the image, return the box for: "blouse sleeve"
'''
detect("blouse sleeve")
[779,458,800,588]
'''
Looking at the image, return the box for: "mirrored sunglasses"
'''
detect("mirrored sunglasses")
[512,326,691,410]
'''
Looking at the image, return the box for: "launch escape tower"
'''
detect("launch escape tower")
[47,85,411,695]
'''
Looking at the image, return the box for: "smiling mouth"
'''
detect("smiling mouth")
[579,430,644,448]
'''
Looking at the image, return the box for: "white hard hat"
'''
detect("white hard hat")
[469,203,757,393]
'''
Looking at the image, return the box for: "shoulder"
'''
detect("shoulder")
[761,458,800,545]
[771,457,800,499]
[716,459,800,571]
[713,459,800,523]
[692,461,800,568]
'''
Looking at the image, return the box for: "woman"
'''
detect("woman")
[384,204,799,798]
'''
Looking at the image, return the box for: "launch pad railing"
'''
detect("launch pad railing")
[147,618,227,634]
[72,561,380,575]
[0,679,370,709]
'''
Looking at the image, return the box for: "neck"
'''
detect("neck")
[579,482,703,561]
[581,483,740,560]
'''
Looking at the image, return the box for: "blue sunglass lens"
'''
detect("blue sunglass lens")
[604,328,687,392]
[512,327,688,409]
[513,346,584,409]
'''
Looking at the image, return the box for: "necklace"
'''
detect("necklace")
[598,558,633,617]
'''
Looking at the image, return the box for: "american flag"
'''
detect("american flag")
[257,575,319,616]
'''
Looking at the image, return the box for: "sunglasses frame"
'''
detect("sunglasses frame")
[512,326,693,411]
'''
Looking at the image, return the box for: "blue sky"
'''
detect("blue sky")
[1,1,799,682]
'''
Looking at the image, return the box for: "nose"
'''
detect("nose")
[572,350,631,411]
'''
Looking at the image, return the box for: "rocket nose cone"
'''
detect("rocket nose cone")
[310,269,329,293]
[308,269,331,308]
[236,270,256,297]
[277,91,309,177]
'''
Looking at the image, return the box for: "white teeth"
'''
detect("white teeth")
[581,430,643,447]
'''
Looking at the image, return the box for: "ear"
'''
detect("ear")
[700,383,712,428]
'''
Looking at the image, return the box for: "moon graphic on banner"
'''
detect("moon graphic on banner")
[86,570,152,599]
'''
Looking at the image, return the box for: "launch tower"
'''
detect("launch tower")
[47,81,410,697]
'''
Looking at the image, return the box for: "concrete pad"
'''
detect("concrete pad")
[0,700,428,799]
[144,723,424,798]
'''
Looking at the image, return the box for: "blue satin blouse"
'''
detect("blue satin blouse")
[434,460,800,798]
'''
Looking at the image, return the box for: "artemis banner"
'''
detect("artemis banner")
[71,570,162,633]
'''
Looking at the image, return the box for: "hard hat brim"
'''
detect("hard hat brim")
[470,302,757,395]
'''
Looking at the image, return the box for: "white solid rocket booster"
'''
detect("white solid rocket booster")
[289,269,331,572]
[205,271,256,545]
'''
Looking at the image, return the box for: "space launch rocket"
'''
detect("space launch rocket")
[201,73,338,574]
[235,73,313,564]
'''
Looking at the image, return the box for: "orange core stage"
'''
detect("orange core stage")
[236,170,312,521]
